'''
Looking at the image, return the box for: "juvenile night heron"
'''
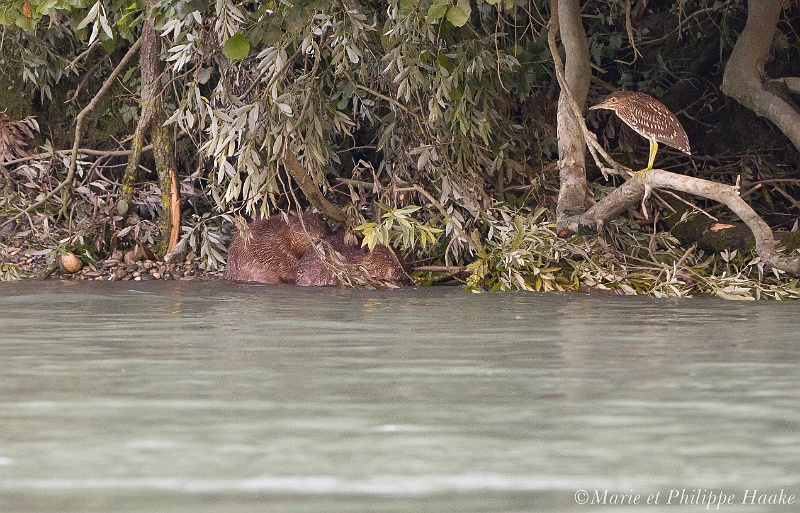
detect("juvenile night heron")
[589,91,691,179]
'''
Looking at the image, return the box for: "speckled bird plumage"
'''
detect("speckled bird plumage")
[590,91,691,156]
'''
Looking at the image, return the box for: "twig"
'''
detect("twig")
[0,145,153,167]
[659,189,718,221]
[413,265,467,272]
[240,44,302,99]
[354,83,425,124]
[335,177,375,189]
[66,59,105,104]
[65,40,100,74]
[615,0,642,65]
[637,7,719,48]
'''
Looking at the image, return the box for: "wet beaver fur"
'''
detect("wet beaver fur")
[223,213,330,284]
[295,232,407,287]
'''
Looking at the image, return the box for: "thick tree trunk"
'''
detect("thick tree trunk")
[553,0,591,234]
[118,1,179,255]
[722,0,800,151]
[118,9,159,215]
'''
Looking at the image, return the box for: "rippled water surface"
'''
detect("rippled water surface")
[1,280,799,512]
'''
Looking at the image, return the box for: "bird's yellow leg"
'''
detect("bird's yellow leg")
[633,140,658,183]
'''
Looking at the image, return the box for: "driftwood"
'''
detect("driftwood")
[549,0,800,274]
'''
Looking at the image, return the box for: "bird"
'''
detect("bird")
[589,91,691,180]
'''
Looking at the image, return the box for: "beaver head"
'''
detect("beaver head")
[295,233,407,287]
[223,213,330,284]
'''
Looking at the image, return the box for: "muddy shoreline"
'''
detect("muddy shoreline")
[2,246,224,282]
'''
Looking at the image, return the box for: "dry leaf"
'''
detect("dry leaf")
[709,223,735,232]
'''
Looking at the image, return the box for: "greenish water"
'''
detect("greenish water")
[1,281,799,512]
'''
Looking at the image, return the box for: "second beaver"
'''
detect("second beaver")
[295,233,407,287]
[223,213,330,284]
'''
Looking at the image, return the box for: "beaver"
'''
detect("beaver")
[223,213,330,284]
[295,232,407,287]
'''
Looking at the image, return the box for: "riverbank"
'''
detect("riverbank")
[1,245,224,281]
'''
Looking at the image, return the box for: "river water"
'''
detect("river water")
[0,280,798,512]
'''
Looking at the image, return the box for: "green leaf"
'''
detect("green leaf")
[284,4,304,32]
[457,0,472,17]
[426,2,447,22]
[222,33,250,60]
[445,6,468,27]
[100,36,116,54]
[262,25,284,46]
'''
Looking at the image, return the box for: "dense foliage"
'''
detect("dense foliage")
[1,0,799,297]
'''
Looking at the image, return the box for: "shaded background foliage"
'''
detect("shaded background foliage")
[1,0,799,295]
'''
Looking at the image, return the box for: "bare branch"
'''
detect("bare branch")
[645,170,800,273]
[562,169,800,274]
[0,145,153,167]
[282,148,347,225]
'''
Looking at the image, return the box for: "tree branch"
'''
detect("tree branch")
[774,77,800,95]
[646,170,800,273]
[0,144,153,167]
[282,148,347,225]
[561,168,800,273]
